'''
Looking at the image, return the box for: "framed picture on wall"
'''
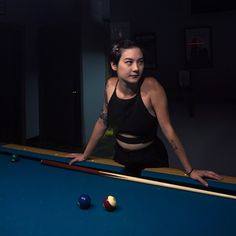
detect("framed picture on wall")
[185,27,212,69]
[134,33,157,69]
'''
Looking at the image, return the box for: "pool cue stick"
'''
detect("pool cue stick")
[41,159,236,200]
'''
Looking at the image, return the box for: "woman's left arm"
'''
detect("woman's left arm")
[149,78,222,186]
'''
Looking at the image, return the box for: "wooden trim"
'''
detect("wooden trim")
[2,143,236,184]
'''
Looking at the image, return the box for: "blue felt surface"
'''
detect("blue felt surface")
[0,149,236,236]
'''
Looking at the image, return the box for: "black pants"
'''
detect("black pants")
[114,137,169,177]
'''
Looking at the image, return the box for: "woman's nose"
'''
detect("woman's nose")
[132,62,139,71]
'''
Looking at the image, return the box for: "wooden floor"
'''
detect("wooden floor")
[2,143,236,184]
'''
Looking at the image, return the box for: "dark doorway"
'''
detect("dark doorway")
[38,24,82,149]
[0,24,25,144]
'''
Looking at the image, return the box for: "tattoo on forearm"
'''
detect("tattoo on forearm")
[99,110,107,126]
[99,85,109,126]
[170,139,178,151]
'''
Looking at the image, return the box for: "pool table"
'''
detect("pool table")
[0,144,236,236]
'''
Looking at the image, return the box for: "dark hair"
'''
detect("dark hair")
[109,39,143,65]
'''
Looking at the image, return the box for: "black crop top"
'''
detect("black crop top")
[107,79,158,144]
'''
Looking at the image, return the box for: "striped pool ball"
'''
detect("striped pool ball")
[103,195,117,211]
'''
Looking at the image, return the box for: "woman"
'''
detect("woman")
[68,39,221,186]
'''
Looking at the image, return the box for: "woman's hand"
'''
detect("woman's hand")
[67,153,87,165]
[189,169,222,187]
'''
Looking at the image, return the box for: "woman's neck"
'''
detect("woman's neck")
[117,79,138,96]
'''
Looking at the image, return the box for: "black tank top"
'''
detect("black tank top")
[107,79,158,144]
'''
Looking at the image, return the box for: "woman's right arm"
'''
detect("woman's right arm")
[68,81,111,165]
[68,117,107,164]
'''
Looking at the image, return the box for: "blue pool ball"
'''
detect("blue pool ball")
[77,194,91,209]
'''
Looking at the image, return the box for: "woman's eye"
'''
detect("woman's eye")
[125,61,132,64]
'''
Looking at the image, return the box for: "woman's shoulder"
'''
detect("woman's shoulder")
[142,76,164,91]
[106,77,118,100]
[106,77,118,87]
[142,77,167,102]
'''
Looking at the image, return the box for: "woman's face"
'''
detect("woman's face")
[111,47,144,84]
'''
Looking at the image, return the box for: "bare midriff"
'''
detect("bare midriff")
[116,133,154,150]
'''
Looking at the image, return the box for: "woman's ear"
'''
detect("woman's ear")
[110,62,117,71]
